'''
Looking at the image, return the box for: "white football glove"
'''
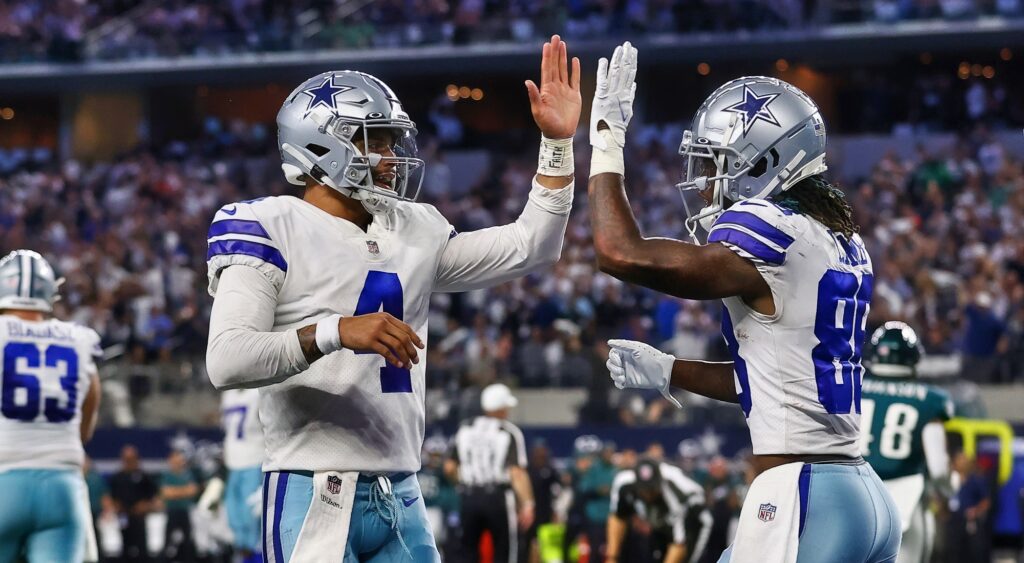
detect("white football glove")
[606,339,682,409]
[590,41,638,151]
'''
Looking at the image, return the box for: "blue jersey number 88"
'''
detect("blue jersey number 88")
[812,271,873,415]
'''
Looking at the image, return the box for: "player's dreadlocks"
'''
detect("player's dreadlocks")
[770,175,858,237]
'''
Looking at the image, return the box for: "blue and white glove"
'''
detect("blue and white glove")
[589,41,637,176]
[606,339,682,409]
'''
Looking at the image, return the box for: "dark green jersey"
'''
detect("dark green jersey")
[860,375,953,480]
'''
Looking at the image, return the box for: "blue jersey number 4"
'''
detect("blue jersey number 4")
[354,271,412,394]
[2,342,80,422]
[812,270,873,415]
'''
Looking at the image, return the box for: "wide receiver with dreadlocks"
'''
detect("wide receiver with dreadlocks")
[590,43,900,563]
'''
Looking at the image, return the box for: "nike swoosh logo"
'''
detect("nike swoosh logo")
[222,206,238,215]
[402,496,418,507]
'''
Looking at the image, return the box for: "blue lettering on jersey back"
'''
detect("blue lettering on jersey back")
[720,306,752,417]
[354,271,412,393]
[1,342,80,422]
[830,233,869,267]
[812,271,873,414]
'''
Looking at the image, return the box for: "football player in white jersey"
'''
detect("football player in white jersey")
[221,388,265,563]
[0,250,103,563]
[589,43,900,562]
[205,35,581,562]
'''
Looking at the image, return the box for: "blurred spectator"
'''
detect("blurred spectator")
[83,456,114,555]
[946,452,994,562]
[160,450,199,561]
[697,456,741,563]
[961,292,1008,383]
[109,445,158,562]
[526,441,563,561]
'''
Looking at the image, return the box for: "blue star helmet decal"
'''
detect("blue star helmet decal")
[724,85,781,136]
[301,75,355,117]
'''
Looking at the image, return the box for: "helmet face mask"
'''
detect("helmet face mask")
[675,76,828,242]
[278,71,425,215]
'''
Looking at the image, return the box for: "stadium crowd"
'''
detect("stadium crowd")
[1,0,1022,63]
[1,112,1023,412]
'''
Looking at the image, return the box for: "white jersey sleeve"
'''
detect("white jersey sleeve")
[206,198,310,390]
[0,316,101,471]
[711,199,873,456]
[432,180,571,292]
[221,388,265,469]
[207,199,289,296]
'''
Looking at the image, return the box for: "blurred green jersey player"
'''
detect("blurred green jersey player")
[860,322,953,563]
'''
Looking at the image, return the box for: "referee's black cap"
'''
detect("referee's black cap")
[635,458,662,492]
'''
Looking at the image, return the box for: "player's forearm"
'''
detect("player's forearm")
[207,266,310,389]
[434,181,571,291]
[80,372,101,443]
[605,514,627,562]
[670,359,739,404]
[663,544,687,563]
[510,466,534,506]
[588,174,713,297]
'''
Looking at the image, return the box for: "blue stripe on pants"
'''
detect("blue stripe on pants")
[798,464,811,537]
[273,472,289,563]
[262,473,270,560]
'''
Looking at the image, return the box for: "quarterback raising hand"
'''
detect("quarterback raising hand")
[525,34,582,141]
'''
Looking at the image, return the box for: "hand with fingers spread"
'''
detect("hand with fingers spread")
[525,34,582,140]
[339,313,424,369]
[606,339,682,409]
[591,41,638,152]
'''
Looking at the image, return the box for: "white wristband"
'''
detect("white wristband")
[315,314,343,355]
[537,135,574,177]
[590,130,624,177]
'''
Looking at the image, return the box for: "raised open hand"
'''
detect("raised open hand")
[525,34,582,140]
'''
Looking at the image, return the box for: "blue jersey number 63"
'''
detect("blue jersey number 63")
[354,271,413,394]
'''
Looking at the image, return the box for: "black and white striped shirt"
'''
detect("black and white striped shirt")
[451,416,527,487]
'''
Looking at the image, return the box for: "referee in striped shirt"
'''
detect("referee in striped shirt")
[446,384,535,563]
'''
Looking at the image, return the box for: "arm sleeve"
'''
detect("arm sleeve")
[503,423,528,468]
[206,265,309,390]
[922,421,950,480]
[433,180,572,292]
[609,471,634,517]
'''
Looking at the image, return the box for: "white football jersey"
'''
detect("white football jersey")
[207,188,566,473]
[0,315,101,471]
[221,388,265,469]
[709,199,873,456]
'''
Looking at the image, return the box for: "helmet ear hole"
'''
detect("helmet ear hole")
[748,157,768,178]
[306,144,330,157]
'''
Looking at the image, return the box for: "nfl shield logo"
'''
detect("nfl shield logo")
[758,503,777,522]
[326,475,342,495]
[366,240,380,254]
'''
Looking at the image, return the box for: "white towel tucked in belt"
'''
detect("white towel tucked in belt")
[730,462,805,563]
[290,471,358,562]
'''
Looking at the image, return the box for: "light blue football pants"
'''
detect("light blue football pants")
[719,461,901,563]
[226,465,264,554]
[263,471,441,563]
[0,469,90,563]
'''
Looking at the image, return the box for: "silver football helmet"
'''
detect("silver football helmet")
[677,76,827,240]
[277,70,425,215]
[0,250,62,313]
